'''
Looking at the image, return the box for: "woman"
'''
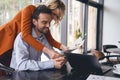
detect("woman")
[0,0,68,58]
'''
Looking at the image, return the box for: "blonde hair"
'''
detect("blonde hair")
[46,0,66,24]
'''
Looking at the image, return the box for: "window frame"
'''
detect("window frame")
[76,0,104,53]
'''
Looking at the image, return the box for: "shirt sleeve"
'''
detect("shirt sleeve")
[14,33,54,71]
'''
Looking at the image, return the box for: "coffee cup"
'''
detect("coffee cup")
[113,64,120,72]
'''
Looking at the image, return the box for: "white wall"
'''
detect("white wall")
[103,0,120,47]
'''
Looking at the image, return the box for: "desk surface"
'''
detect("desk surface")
[0,63,120,80]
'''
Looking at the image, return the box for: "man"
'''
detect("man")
[10,5,66,71]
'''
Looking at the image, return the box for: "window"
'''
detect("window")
[0,0,34,25]
[87,6,97,50]
[79,0,104,52]
[67,0,104,53]
[67,0,83,47]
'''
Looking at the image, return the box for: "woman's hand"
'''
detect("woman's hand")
[60,44,69,52]
[43,47,61,59]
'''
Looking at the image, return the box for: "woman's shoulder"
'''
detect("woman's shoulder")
[26,5,35,8]
[23,5,36,11]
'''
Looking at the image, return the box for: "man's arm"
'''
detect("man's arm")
[14,33,54,71]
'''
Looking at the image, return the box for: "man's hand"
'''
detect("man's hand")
[53,56,67,69]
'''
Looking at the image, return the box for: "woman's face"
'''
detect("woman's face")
[51,8,60,21]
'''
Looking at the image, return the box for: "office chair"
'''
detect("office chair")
[0,49,13,76]
[103,45,119,62]
[103,45,118,56]
[91,50,120,66]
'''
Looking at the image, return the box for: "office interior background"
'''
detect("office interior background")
[0,0,120,53]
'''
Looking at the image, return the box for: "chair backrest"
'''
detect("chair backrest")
[103,45,118,53]
[0,49,12,76]
[0,49,12,67]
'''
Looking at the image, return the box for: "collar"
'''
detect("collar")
[32,27,44,39]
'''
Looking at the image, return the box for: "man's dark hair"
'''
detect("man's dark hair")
[32,5,52,20]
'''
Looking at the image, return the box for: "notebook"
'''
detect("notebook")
[65,53,112,75]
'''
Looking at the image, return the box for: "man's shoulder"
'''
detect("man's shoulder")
[14,33,28,46]
[16,32,22,39]
[14,33,23,43]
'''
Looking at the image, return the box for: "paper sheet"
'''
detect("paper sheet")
[87,74,120,80]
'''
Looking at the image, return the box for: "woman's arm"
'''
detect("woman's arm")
[21,5,62,58]
[45,29,61,49]
[21,5,44,51]
[45,30,69,51]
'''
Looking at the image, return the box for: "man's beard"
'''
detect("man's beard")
[38,27,49,34]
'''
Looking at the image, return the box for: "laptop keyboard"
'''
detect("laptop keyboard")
[66,65,112,80]
[101,65,112,74]
[78,72,91,79]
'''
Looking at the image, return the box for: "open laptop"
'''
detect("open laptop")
[65,53,112,75]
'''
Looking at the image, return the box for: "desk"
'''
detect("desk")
[0,64,120,80]
[106,48,120,53]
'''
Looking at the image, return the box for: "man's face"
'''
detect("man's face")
[33,13,52,34]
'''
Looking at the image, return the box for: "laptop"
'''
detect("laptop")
[65,53,112,75]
